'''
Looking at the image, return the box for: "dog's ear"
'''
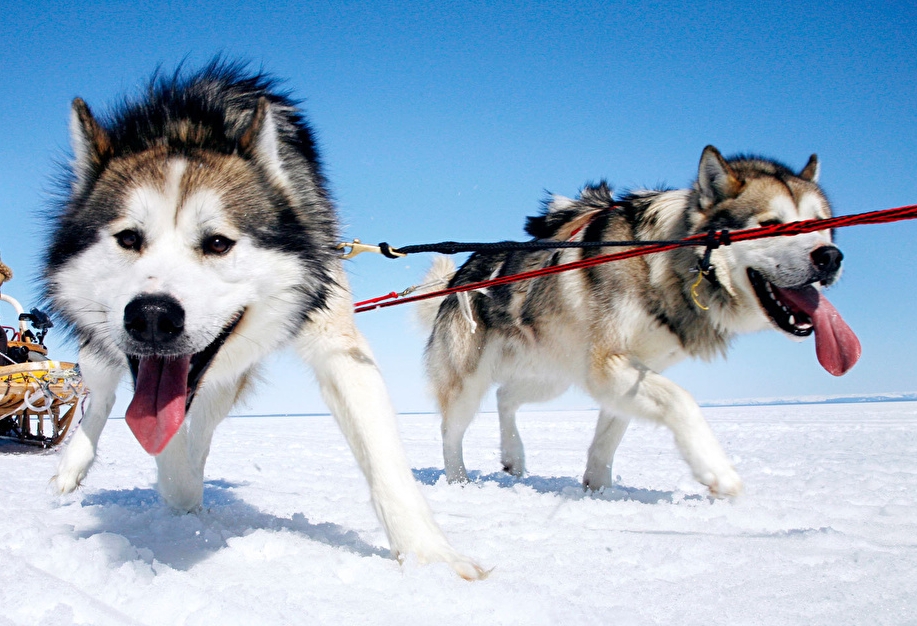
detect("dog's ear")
[70,98,112,194]
[799,154,819,183]
[697,146,743,210]
[239,97,292,191]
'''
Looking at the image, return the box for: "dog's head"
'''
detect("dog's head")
[693,146,860,375]
[45,67,337,455]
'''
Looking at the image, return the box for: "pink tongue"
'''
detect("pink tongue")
[775,286,861,376]
[125,356,191,455]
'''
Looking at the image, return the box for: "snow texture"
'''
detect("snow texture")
[1,403,915,625]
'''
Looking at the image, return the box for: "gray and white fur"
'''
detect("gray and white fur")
[421,146,859,497]
[43,61,485,579]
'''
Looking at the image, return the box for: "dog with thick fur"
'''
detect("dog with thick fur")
[43,61,484,579]
[420,147,860,497]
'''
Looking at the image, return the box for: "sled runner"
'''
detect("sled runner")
[1,259,84,448]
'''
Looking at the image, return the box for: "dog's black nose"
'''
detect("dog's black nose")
[811,245,843,275]
[124,294,185,346]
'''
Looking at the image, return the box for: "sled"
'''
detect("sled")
[1,285,85,448]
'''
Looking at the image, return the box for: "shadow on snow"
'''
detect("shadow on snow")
[412,467,704,504]
[69,468,706,573]
[75,479,390,571]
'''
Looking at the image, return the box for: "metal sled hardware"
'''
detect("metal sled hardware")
[1,273,85,448]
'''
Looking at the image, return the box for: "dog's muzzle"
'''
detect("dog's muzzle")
[123,294,186,351]
[747,241,860,376]
[811,245,843,285]
[121,293,243,455]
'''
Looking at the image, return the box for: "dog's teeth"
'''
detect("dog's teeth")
[788,314,796,326]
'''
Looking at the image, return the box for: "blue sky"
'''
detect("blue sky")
[1,1,915,414]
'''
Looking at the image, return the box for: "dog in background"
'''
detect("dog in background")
[419,146,860,496]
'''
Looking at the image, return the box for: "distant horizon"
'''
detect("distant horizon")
[139,391,917,420]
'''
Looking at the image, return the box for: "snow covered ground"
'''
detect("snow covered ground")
[1,402,915,625]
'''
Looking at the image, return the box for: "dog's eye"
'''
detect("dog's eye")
[115,230,142,251]
[203,235,235,256]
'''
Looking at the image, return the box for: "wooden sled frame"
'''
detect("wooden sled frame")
[1,291,85,448]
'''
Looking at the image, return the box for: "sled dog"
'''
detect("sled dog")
[420,146,860,497]
[44,61,483,578]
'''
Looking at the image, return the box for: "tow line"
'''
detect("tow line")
[342,203,917,313]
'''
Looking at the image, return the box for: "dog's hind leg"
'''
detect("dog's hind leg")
[587,354,742,498]
[52,350,122,494]
[582,409,631,492]
[496,378,567,477]
[297,289,486,580]
[496,385,526,477]
[440,369,492,484]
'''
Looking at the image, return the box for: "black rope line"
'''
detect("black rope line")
[383,238,713,256]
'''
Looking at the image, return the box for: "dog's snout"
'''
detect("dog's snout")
[811,245,843,275]
[124,294,185,346]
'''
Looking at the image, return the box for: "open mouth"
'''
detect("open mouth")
[125,311,243,455]
[747,269,813,337]
[746,268,861,376]
[127,311,243,408]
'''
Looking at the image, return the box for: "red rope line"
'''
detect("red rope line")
[354,203,917,313]
[353,291,401,307]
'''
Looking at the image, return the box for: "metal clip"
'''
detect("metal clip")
[336,239,381,259]
[336,239,407,259]
[690,267,710,311]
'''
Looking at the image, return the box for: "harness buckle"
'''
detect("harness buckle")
[690,229,730,310]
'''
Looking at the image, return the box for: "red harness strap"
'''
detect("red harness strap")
[354,203,917,313]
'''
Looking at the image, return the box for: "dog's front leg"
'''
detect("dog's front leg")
[587,354,742,497]
[52,350,122,494]
[154,379,238,512]
[297,300,486,579]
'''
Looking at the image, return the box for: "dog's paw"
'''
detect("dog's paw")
[51,465,87,495]
[501,461,524,478]
[444,467,470,484]
[448,555,492,581]
[392,529,490,580]
[408,548,491,581]
[51,434,96,494]
[500,442,525,478]
[582,466,613,492]
[698,465,743,499]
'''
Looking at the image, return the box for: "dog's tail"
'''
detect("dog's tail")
[414,255,456,330]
